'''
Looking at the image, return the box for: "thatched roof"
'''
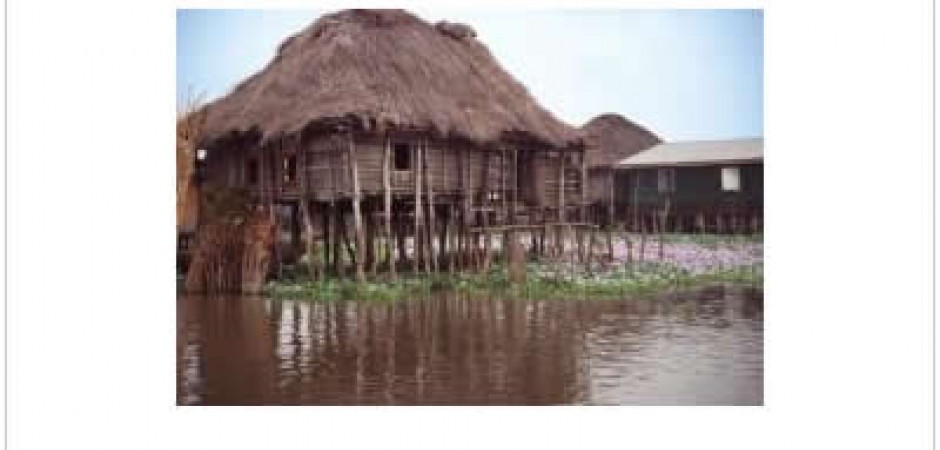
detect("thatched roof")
[580,113,661,168]
[200,9,581,148]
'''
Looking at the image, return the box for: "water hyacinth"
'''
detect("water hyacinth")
[268,234,762,301]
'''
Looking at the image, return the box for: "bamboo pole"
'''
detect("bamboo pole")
[348,132,366,283]
[383,136,396,280]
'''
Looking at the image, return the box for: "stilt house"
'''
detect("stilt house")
[580,114,661,225]
[614,138,763,233]
[195,9,585,279]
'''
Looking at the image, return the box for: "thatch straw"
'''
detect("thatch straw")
[176,93,205,232]
[580,113,662,168]
[200,9,580,148]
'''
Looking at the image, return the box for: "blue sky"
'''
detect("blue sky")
[177,9,762,141]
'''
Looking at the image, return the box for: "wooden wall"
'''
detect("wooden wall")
[206,131,583,212]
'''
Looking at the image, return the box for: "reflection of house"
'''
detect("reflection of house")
[614,138,763,233]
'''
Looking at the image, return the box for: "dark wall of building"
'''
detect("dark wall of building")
[614,163,763,212]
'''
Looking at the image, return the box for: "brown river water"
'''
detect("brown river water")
[177,285,762,405]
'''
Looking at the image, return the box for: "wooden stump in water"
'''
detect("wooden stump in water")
[507,231,526,284]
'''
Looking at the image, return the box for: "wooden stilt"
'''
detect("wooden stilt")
[297,144,320,280]
[457,144,468,270]
[557,151,566,256]
[480,150,492,273]
[413,141,423,273]
[658,197,669,261]
[424,139,437,273]
[626,227,634,264]
[299,200,319,280]
[578,148,588,262]
[323,202,332,276]
[366,205,377,276]
[333,203,344,277]
[395,204,407,270]
[500,146,509,263]
[607,170,615,230]
[586,226,597,272]
[340,211,356,270]
[639,213,647,263]
[606,225,614,263]
[348,132,366,283]
[382,136,396,280]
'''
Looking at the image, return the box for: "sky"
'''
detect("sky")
[177,9,762,142]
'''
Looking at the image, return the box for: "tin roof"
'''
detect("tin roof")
[616,138,763,168]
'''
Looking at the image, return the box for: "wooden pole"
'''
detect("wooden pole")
[586,226,596,272]
[297,140,320,280]
[447,206,456,274]
[632,171,640,232]
[500,146,508,264]
[577,149,587,262]
[322,202,332,276]
[481,151,492,272]
[395,205,407,269]
[608,170,616,229]
[658,196,670,261]
[557,151,566,256]
[606,224,614,262]
[382,136,396,280]
[366,206,377,276]
[333,202,344,277]
[348,132,366,283]
[639,212,646,263]
[511,146,519,225]
[424,139,437,273]
[413,141,424,273]
[458,144,469,270]
[626,225,634,265]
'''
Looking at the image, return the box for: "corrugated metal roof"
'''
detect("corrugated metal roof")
[616,138,763,167]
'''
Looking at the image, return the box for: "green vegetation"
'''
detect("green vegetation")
[266,261,763,301]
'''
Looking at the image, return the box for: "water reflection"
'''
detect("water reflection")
[177,286,762,405]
